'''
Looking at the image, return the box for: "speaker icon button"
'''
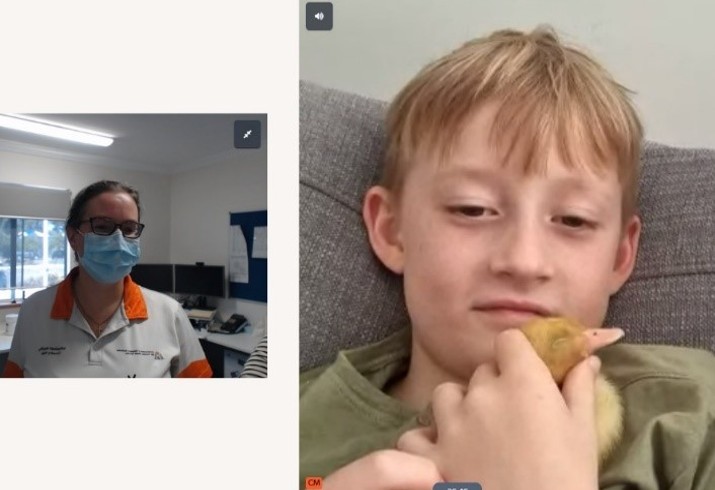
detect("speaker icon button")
[306,2,333,31]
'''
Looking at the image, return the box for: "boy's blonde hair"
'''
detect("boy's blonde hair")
[383,26,643,218]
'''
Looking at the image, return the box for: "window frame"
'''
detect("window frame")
[0,216,70,304]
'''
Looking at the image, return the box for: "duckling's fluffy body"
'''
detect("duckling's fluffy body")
[594,375,623,463]
[521,317,623,465]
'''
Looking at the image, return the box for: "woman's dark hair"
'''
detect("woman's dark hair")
[66,180,141,232]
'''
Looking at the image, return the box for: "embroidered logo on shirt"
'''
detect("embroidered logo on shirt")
[38,346,66,356]
[117,349,164,360]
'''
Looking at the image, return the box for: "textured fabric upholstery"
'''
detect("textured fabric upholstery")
[299,80,715,371]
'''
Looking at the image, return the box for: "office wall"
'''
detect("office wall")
[169,150,267,329]
[300,0,715,149]
[0,150,172,263]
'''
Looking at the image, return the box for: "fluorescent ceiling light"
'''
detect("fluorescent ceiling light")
[0,114,114,147]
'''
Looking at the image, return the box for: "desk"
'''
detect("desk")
[200,331,259,353]
[196,330,260,378]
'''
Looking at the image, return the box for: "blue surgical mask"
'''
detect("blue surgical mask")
[79,230,141,284]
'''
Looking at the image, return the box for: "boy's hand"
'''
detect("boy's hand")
[396,329,600,490]
[322,449,443,490]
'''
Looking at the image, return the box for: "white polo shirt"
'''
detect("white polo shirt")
[3,268,212,378]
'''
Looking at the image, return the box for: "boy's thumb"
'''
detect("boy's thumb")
[588,355,601,373]
[561,355,599,424]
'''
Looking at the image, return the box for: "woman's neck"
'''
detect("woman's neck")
[73,267,124,313]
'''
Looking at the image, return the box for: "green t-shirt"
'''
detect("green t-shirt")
[300,328,715,489]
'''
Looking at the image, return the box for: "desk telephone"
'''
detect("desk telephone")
[209,313,249,334]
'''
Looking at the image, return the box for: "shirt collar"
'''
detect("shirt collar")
[50,267,148,321]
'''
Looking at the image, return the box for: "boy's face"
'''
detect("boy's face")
[364,103,641,381]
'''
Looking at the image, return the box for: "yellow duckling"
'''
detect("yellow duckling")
[521,317,624,465]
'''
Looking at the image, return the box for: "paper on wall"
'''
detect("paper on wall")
[253,226,267,259]
[230,225,249,283]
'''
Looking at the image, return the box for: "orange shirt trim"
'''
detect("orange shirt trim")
[50,267,148,321]
[177,359,213,378]
[2,360,24,378]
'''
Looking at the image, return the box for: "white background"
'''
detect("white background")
[301,0,715,149]
[0,1,298,489]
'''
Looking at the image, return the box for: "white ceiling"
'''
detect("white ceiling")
[0,114,252,174]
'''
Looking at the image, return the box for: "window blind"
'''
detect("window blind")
[0,182,71,220]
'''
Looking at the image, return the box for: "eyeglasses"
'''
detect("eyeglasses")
[80,217,145,239]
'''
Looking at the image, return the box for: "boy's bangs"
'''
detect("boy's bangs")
[384,27,643,215]
[487,83,633,182]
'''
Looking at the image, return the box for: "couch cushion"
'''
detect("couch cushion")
[300,81,715,371]
[605,144,715,351]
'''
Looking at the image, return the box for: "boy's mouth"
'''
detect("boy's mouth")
[473,299,552,317]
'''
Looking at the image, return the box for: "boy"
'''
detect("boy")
[300,27,715,489]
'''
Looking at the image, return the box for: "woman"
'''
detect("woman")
[2,180,212,378]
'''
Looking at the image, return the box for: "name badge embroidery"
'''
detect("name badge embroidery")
[117,349,164,360]
[38,346,66,356]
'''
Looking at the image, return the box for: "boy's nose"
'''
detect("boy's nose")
[488,222,555,282]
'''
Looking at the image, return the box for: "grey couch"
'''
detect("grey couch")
[300,80,715,372]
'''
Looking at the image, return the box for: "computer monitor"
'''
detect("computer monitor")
[130,264,173,293]
[174,264,225,298]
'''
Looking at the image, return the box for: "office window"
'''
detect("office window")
[0,217,69,302]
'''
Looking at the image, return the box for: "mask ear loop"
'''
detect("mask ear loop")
[71,227,85,262]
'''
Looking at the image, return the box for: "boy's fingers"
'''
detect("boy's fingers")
[324,449,443,490]
[396,427,438,460]
[492,328,550,378]
[561,355,599,426]
[467,360,498,391]
[431,382,465,424]
[381,451,444,489]
[582,328,624,354]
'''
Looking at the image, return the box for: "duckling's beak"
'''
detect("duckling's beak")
[583,328,625,354]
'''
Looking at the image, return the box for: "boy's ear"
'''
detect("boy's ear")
[609,214,642,294]
[362,185,405,274]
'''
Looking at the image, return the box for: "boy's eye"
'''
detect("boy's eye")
[450,205,494,217]
[557,216,590,228]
